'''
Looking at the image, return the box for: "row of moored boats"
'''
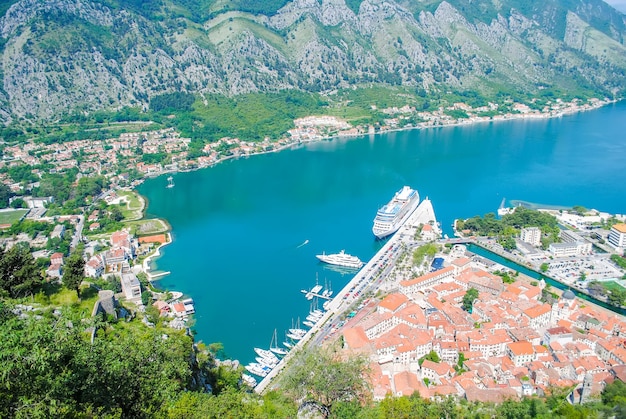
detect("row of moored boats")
[243,309,327,385]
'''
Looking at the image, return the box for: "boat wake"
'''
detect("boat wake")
[296,239,309,248]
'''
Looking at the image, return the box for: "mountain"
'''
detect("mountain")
[0,0,624,124]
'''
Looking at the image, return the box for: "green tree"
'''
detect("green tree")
[419,350,441,366]
[62,251,85,297]
[462,288,479,312]
[0,245,43,298]
[281,344,370,418]
[540,262,549,273]
[0,183,10,208]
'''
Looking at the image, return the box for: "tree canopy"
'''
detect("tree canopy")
[0,245,43,298]
[280,344,370,418]
[62,250,85,297]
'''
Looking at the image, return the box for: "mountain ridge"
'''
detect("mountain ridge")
[0,0,624,125]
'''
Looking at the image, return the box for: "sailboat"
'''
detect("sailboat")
[283,330,294,348]
[322,279,333,298]
[269,328,288,355]
[166,175,174,188]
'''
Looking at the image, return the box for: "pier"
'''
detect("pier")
[300,289,332,300]
[254,198,440,393]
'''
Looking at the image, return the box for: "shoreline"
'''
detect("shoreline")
[142,232,173,282]
[130,97,617,285]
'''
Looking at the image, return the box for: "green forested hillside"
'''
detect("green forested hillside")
[0,0,624,125]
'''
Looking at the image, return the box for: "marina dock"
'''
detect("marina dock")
[254,198,439,393]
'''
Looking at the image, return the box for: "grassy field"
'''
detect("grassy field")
[602,280,626,292]
[117,190,144,221]
[125,219,170,236]
[0,209,28,225]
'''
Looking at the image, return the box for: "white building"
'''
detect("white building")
[520,227,542,247]
[608,223,626,250]
[121,273,142,302]
[548,241,592,257]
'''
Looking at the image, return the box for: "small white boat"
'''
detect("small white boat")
[256,356,278,369]
[245,363,270,377]
[303,320,315,328]
[254,348,278,363]
[242,374,258,387]
[269,329,288,355]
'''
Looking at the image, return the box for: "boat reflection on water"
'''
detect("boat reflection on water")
[321,263,360,276]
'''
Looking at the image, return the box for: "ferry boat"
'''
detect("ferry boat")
[372,186,420,239]
[316,250,363,269]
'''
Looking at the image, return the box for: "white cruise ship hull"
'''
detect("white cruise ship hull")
[372,186,420,239]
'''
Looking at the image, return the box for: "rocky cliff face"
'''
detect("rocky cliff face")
[0,0,624,124]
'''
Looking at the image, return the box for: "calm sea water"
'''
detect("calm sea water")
[138,101,626,364]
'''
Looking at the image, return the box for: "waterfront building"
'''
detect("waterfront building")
[520,227,542,247]
[608,223,626,250]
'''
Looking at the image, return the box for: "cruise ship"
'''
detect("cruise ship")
[316,250,363,269]
[372,186,420,239]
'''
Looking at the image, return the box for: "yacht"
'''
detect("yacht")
[256,356,278,369]
[303,320,316,328]
[254,347,279,363]
[242,374,258,387]
[372,186,420,239]
[316,250,363,269]
[245,363,270,377]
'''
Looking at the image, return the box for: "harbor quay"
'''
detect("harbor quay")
[255,199,440,393]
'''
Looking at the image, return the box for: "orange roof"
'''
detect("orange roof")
[613,223,626,233]
[507,341,534,356]
[139,234,168,244]
[400,266,454,287]
[343,327,370,350]
[378,293,408,313]
[523,304,551,319]
[393,371,420,396]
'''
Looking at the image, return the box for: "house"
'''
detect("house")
[50,224,65,239]
[420,359,453,385]
[120,273,142,302]
[507,341,536,367]
[46,263,62,279]
[85,255,105,278]
[50,252,64,266]
[523,304,553,329]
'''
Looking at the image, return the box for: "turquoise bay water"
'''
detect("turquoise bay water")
[138,101,626,364]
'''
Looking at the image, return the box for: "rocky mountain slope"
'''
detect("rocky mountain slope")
[0,0,624,124]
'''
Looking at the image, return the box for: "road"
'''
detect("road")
[255,199,440,393]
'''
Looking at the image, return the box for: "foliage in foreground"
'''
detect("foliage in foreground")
[3,293,626,418]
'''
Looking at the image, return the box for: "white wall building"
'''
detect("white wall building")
[520,227,542,247]
[608,223,626,250]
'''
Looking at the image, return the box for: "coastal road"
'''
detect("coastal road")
[255,199,440,393]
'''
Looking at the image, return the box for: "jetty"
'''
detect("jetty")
[255,198,440,393]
